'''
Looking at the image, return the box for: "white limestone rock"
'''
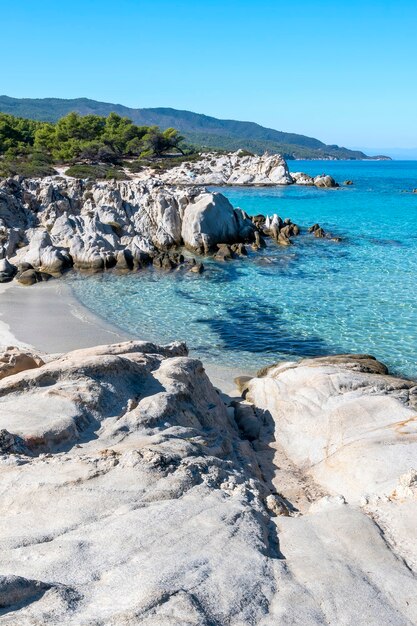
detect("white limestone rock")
[0,345,417,623]
[181,192,255,251]
[291,171,315,185]
[246,353,417,502]
[138,151,294,186]
[0,340,280,625]
[0,177,259,274]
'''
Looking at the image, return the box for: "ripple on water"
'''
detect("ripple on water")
[70,161,417,379]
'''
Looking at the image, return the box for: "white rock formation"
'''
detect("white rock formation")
[181,191,254,251]
[246,353,417,501]
[290,171,315,185]
[0,340,278,624]
[0,178,255,275]
[245,352,417,616]
[130,152,338,189]
[139,151,294,186]
[313,174,338,188]
[0,346,417,623]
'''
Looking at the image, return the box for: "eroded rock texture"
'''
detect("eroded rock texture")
[0,178,256,278]
[1,348,417,624]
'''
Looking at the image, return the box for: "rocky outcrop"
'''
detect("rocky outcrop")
[0,340,277,624]
[132,152,338,188]
[308,222,342,241]
[313,174,338,188]
[291,172,339,188]
[1,344,417,623]
[244,353,417,611]
[144,151,294,186]
[181,191,255,252]
[0,177,256,281]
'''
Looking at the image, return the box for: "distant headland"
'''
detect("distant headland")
[0,95,391,161]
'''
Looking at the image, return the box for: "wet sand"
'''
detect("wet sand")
[0,280,247,394]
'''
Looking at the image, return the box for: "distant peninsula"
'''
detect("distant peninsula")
[0,95,390,161]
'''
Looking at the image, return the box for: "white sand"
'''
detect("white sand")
[0,279,249,393]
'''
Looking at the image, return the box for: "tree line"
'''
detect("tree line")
[0,111,186,164]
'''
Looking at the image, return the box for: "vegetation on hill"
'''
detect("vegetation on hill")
[0,111,187,178]
[0,96,384,160]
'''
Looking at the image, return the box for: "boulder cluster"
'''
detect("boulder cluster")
[133,151,339,188]
[0,159,343,285]
[0,177,258,284]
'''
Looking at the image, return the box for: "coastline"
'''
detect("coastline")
[0,280,247,394]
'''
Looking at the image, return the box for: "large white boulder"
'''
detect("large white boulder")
[0,340,280,625]
[246,354,417,502]
[181,192,254,251]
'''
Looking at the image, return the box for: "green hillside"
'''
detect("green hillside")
[0,96,379,160]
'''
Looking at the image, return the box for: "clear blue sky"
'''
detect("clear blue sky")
[2,0,416,153]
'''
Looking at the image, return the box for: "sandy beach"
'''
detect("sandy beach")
[0,279,248,394]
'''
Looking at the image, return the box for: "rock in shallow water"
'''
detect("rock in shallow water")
[0,178,257,279]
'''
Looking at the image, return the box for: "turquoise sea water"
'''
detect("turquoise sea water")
[70,161,417,378]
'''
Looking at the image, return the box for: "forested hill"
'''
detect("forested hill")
[0,96,384,160]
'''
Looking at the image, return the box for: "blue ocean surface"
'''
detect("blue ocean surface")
[69,161,417,378]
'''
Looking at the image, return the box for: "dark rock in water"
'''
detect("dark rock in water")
[153,251,185,270]
[104,254,117,270]
[344,180,354,185]
[251,214,266,229]
[116,249,134,271]
[133,251,151,269]
[308,223,326,238]
[214,244,234,261]
[308,223,342,241]
[190,262,204,274]
[280,223,300,238]
[277,232,292,246]
[231,243,247,256]
[252,230,266,250]
[153,253,175,270]
[214,243,248,261]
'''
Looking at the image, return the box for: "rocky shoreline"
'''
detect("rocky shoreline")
[131,152,339,188]
[0,333,416,624]
[2,151,415,624]
[0,153,340,286]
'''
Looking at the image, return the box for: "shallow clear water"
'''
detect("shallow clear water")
[70,160,417,378]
